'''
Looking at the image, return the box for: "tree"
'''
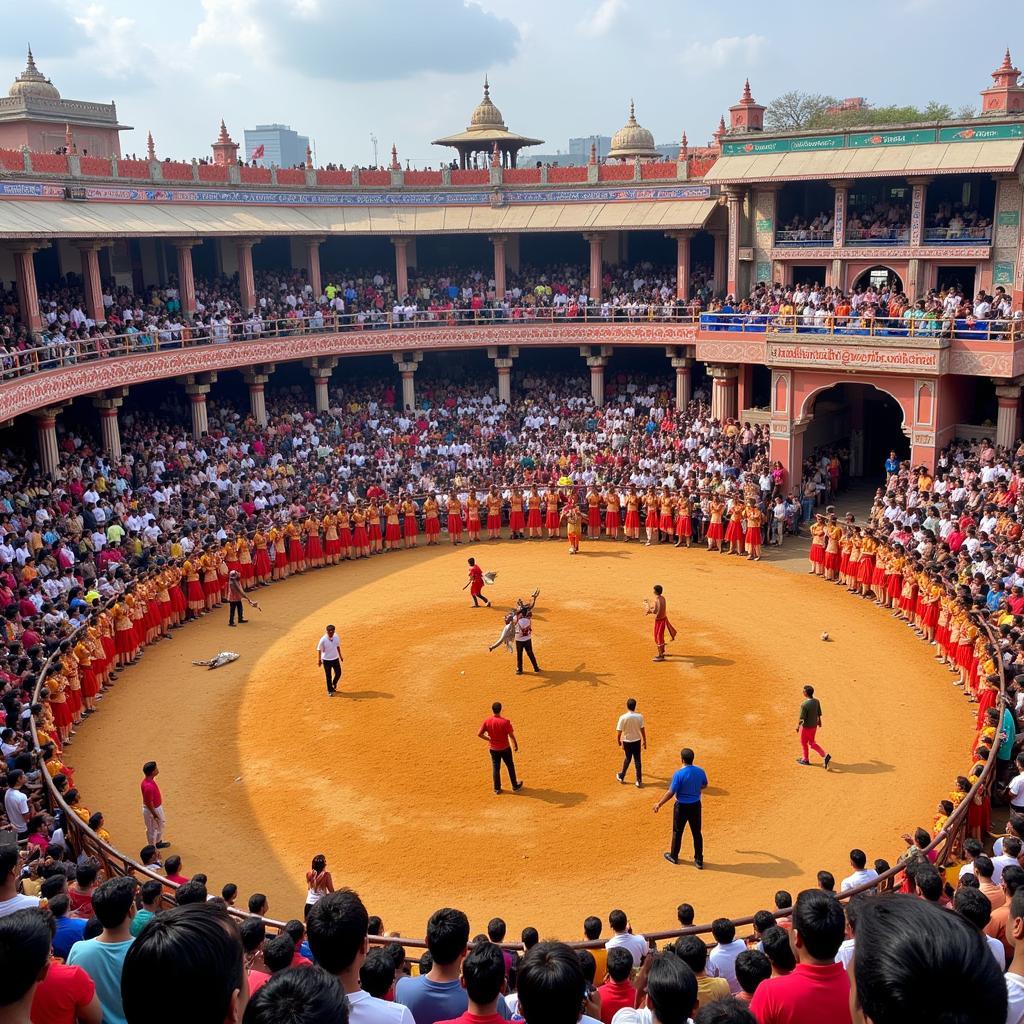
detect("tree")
[765,91,837,131]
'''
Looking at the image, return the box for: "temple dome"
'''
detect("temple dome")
[607,101,657,159]
[9,47,60,100]
[469,78,507,130]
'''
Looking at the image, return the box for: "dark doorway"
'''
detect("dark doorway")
[935,265,976,297]
[851,265,904,292]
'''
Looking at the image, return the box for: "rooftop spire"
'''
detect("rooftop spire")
[146,131,155,160]
[26,45,37,73]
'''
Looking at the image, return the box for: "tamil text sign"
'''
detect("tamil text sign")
[767,341,942,374]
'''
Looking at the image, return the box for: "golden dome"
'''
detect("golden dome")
[607,100,658,160]
[469,77,507,131]
[9,47,60,100]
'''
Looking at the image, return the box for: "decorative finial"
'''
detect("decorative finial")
[146,131,155,161]
[1002,48,1014,70]
[629,98,636,122]
[484,74,490,99]
[589,140,597,165]
[305,144,313,170]
[64,123,73,152]
[678,131,688,161]
[26,45,37,72]
[217,119,231,144]
[390,143,399,170]
[741,78,753,102]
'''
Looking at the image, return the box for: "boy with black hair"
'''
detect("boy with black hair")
[0,909,52,1021]
[434,940,506,1024]
[597,948,635,1023]
[734,949,770,1004]
[673,934,729,1007]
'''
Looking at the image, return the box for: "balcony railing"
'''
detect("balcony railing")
[845,227,910,245]
[922,226,993,244]
[0,307,699,382]
[699,310,1020,342]
[774,229,834,247]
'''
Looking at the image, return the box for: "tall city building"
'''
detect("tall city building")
[242,123,310,167]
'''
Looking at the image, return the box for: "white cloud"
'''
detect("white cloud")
[190,0,267,54]
[71,4,161,82]
[679,33,765,74]
[584,0,625,36]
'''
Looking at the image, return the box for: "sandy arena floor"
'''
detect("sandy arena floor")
[69,538,968,936]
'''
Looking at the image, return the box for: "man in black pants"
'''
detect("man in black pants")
[514,606,540,675]
[478,701,523,794]
[653,747,708,869]
[227,571,256,626]
[615,697,647,787]
[316,623,343,696]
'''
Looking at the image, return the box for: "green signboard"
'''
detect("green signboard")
[938,123,1024,143]
[721,134,843,156]
[756,218,773,233]
[848,128,938,148]
[756,261,772,282]
[994,261,1015,286]
[998,210,1021,226]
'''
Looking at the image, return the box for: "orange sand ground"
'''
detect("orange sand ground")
[69,540,968,937]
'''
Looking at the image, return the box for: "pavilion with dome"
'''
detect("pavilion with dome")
[432,78,543,169]
[0,48,129,157]
[606,101,659,161]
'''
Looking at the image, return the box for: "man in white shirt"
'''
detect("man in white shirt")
[3,770,32,840]
[1006,888,1024,1023]
[605,909,648,967]
[316,623,343,696]
[707,918,746,993]
[0,846,40,918]
[840,848,879,893]
[615,698,647,788]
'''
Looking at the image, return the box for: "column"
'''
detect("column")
[830,181,849,247]
[243,367,273,427]
[305,358,337,412]
[996,384,1022,449]
[392,237,410,300]
[235,238,258,312]
[711,231,727,298]
[584,233,604,302]
[671,357,693,411]
[708,365,739,422]
[12,246,44,341]
[32,408,61,478]
[92,392,126,460]
[76,242,106,324]
[185,384,211,438]
[495,359,513,403]
[393,352,422,411]
[307,237,324,299]
[667,231,693,300]
[908,178,931,247]
[490,236,507,298]
[724,188,744,298]
[175,241,198,316]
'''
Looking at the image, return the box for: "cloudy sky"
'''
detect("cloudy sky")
[1,0,1012,167]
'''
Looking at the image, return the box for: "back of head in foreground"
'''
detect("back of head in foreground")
[850,894,1006,1024]
[243,965,349,1024]
[121,901,247,1024]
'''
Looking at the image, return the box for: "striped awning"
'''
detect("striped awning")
[704,140,1024,183]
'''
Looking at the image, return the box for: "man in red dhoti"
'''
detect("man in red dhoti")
[464,557,491,608]
[646,584,676,662]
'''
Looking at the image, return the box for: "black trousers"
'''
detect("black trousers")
[620,740,642,783]
[516,639,539,672]
[490,747,519,791]
[670,801,703,862]
[322,658,341,693]
[228,600,245,624]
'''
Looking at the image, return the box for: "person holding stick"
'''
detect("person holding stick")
[227,570,260,626]
[644,585,677,662]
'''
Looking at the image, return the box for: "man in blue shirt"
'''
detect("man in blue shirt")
[653,748,707,869]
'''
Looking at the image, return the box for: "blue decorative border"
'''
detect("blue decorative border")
[0,181,711,207]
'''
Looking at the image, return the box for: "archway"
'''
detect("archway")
[851,265,903,293]
[803,382,909,483]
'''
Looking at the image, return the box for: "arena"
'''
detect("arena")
[2,20,1024,1024]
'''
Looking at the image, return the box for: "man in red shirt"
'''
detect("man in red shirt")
[465,558,491,608]
[749,889,850,1024]
[140,760,169,849]
[436,940,506,1024]
[31,915,103,1024]
[478,702,523,795]
[597,948,635,1023]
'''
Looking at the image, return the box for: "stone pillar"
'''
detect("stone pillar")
[235,238,258,312]
[393,351,422,411]
[667,231,693,300]
[306,237,324,299]
[490,236,507,298]
[830,181,849,247]
[76,242,106,323]
[495,359,514,403]
[93,392,126,460]
[392,237,411,299]
[305,358,337,412]
[708,365,739,422]
[724,188,744,298]
[996,384,1022,449]
[12,246,44,340]
[711,231,727,298]
[182,377,215,439]
[174,241,198,316]
[584,233,604,301]
[908,178,931,248]
[32,408,61,478]
[243,367,274,427]
[671,357,693,411]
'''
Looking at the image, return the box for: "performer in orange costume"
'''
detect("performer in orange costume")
[447,492,464,546]
[526,488,543,539]
[645,584,677,662]
[486,488,503,540]
[623,486,641,542]
[423,496,441,545]
[466,493,482,542]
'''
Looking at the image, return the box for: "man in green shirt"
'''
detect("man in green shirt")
[130,879,164,937]
[796,684,831,769]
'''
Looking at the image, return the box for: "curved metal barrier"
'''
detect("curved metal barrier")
[27,533,1005,951]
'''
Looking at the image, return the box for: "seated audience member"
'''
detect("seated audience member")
[130,879,164,937]
[240,917,270,994]
[434,939,505,1024]
[598,947,637,1022]
[676,904,695,929]
[850,894,1006,1023]
[67,876,138,1024]
[30,907,103,1024]
[987,864,1024,963]
[605,910,647,968]
[68,859,100,919]
[759,927,795,977]
[609,951,698,1024]
[749,911,775,951]
[242,966,349,1024]
[772,891,792,928]
[222,884,238,907]
[517,941,588,1024]
[164,856,189,887]
[49,891,88,960]
[361,946,400,1000]
[693,1000,757,1024]
[121,902,249,1024]
[816,871,835,894]
[733,950,770,1004]
[672,934,730,1006]
[0,909,53,1020]
[175,878,209,906]
[307,889,414,1024]
[708,918,746,993]
[584,916,607,981]
[264,933,299,976]
[954,887,1006,969]
[840,849,878,893]
[248,893,269,916]
[283,919,314,964]
[749,890,850,1024]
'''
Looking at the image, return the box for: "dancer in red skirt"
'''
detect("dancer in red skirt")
[586,487,602,540]
[645,584,677,662]
[706,496,725,552]
[237,536,256,586]
[643,488,659,546]
[508,489,526,540]
[367,501,383,554]
[658,488,675,544]
[808,514,826,576]
[744,502,763,561]
[545,489,561,539]
[486,488,503,540]
[623,486,641,542]
[447,492,464,546]
[724,501,745,556]
[674,491,693,549]
[352,507,371,557]
[466,495,482,542]
[253,531,274,585]
[337,508,354,560]
[383,500,402,551]
[423,496,441,545]
[401,497,418,548]
[526,487,543,539]
[604,487,621,541]
[323,512,342,564]
[305,517,325,567]
[286,523,305,574]
[824,515,842,581]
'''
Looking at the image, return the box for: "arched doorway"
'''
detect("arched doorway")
[804,382,909,482]
[851,265,903,293]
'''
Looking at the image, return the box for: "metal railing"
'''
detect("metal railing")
[774,229,834,246]
[699,310,1021,342]
[24,536,1005,951]
[0,307,700,383]
[923,226,993,244]
[845,228,911,245]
